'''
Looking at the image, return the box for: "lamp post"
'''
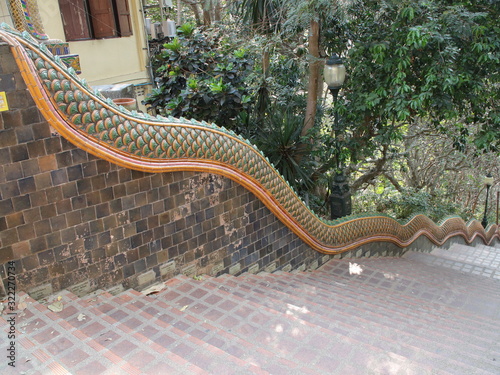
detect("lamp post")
[481,174,494,228]
[324,54,351,220]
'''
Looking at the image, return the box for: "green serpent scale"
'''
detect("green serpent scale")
[1,24,498,253]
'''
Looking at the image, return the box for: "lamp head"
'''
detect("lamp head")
[324,54,346,90]
[484,174,494,187]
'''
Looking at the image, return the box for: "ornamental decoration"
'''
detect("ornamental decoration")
[0,25,498,254]
[8,0,48,40]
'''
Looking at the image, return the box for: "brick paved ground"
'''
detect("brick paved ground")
[1,242,499,374]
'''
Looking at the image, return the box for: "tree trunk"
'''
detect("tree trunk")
[182,0,202,25]
[177,0,182,25]
[214,0,222,21]
[203,10,211,25]
[262,50,270,77]
[302,19,321,137]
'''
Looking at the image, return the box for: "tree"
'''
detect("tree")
[238,0,285,76]
[281,0,351,135]
[351,118,499,221]
[143,0,500,222]
[321,0,500,188]
[144,25,255,131]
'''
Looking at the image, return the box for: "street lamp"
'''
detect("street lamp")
[324,54,346,102]
[481,174,494,228]
[324,54,350,220]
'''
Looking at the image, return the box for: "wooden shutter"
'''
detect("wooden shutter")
[114,0,133,37]
[88,0,117,38]
[58,0,91,41]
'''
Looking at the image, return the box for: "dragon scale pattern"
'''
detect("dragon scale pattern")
[8,0,48,40]
[1,25,498,253]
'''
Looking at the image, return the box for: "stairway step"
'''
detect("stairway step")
[12,289,161,374]
[104,286,276,374]
[225,272,500,373]
[431,246,498,268]
[316,258,500,332]
[454,243,500,253]
[322,254,500,295]
[158,274,464,374]
[89,280,264,375]
[8,287,216,374]
[256,266,498,346]
[415,246,500,280]
[3,244,498,375]
[322,254,500,309]
[0,292,71,375]
[163,275,393,373]
[477,243,500,251]
[401,251,500,303]
[269,268,499,343]
[234,271,492,347]
[137,276,315,374]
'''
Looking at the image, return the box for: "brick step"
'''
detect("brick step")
[451,243,500,254]
[431,246,499,267]
[319,256,500,318]
[313,263,500,339]
[155,275,455,374]
[0,292,72,375]
[408,249,500,280]
[87,278,269,375]
[104,280,278,374]
[323,254,500,296]
[129,275,318,374]
[476,243,500,252]
[9,288,214,374]
[457,243,500,252]
[234,270,498,352]
[274,265,500,343]
[250,269,500,360]
[222,273,500,374]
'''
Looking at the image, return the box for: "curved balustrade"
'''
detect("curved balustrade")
[1,25,498,254]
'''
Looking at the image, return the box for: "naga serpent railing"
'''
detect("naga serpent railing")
[1,24,498,254]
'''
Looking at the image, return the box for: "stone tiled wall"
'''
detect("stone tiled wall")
[0,44,329,299]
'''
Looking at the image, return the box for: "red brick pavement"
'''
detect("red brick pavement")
[1,243,499,374]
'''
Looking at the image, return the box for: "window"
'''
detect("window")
[59,0,132,41]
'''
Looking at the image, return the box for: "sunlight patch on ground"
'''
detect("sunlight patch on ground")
[291,327,302,337]
[367,351,419,374]
[384,272,398,280]
[349,262,363,275]
[286,303,309,315]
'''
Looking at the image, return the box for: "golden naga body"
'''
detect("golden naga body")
[1,24,498,254]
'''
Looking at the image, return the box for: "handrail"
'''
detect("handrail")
[1,25,498,254]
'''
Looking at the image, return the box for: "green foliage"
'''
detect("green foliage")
[337,0,500,160]
[267,54,308,109]
[143,0,174,23]
[238,0,284,34]
[252,105,314,192]
[177,23,196,37]
[163,38,182,52]
[353,187,466,223]
[144,25,256,131]
[143,1,499,225]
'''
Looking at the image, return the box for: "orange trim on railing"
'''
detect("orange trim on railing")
[1,27,498,254]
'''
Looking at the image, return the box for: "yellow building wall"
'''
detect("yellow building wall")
[35,0,150,87]
[0,0,13,25]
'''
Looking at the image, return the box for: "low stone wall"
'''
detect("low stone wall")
[0,44,329,299]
